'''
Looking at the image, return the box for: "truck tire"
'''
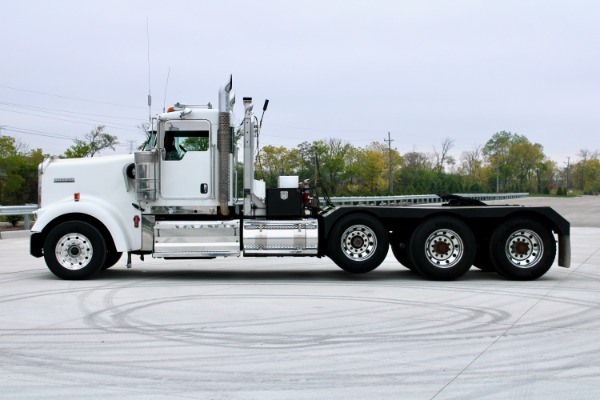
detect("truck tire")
[328,214,389,274]
[409,217,476,280]
[474,250,495,272]
[489,218,556,280]
[390,236,416,271]
[102,252,123,270]
[43,221,107,280]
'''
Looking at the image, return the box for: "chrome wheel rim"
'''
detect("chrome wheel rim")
[505,229,543,268]
[54,233,93,270]
[424,229,463,268]
[341,224,377,261]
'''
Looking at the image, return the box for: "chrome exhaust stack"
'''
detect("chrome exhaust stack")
[218,76,233,216]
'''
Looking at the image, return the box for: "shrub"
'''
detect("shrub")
[5,215,22,227]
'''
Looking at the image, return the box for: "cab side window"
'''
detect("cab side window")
[164,130,209,161]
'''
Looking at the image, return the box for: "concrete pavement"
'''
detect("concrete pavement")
[0,196,599,399]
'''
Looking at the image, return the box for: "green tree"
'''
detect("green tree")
[458,146,488,192]
[296,139,363,196]
[482,131,514,192]
[587,159,600,194]
[0,136,46,205]
[482,131,547,193]
[319,138,352,195]
[534,159,556,194]
[63,141,91,158]
[63,125,118,158]
[353,142,388,194]
[509,139,545,192]
[432,138,455,174]
[573,149,600,194]
[255,145,302,188]
[297,141,317,181]
[402,150,433,171]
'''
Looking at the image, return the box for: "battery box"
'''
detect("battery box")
[266,188,303,217]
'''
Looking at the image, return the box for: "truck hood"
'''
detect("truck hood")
[40,154,135,208]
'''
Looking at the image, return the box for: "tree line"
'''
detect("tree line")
[1,127,599,211]
[253,131,600,197]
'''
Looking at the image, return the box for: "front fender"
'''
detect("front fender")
[32,196,141,252]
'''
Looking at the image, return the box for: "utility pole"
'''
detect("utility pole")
[494,153,500,193]
[384,132,394,194]
[496,165,499,193]
[566,156,570,193]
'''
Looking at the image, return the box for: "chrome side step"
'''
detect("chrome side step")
[153,220,240,258]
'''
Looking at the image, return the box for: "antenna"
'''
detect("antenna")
[163,67,171,112]
[146,17,152,123]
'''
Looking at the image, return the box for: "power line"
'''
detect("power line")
[6,126,144,157]
[0,83,146,109]
[0,100,143,121]
[0,107,139,131]
[263,122,442,141]
[4,125,140,143]
[4,126,76,140]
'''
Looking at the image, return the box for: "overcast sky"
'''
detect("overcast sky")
[1,0,598,165]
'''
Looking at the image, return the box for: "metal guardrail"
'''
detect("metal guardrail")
[325,193,529,206]
[0,205,38,230]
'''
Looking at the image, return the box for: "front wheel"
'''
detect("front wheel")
[102,252,123,270]
[43,221,107,280]
[327,214,389,274]
[409,217,476,280]
[489,218,556,280]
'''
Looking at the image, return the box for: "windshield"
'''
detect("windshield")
[143,131,157,151]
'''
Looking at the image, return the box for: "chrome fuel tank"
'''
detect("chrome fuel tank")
[243,219,318,255]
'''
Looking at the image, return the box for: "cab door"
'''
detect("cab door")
[160,120,212,200]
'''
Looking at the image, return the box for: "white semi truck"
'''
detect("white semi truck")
[30,76,571,281]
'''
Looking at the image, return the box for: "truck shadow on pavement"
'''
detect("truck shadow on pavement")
[92,267,545,283]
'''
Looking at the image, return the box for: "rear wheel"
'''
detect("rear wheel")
[473,249,495,272]
[328,214,389,274]
[489,218,556,280]
[409,217,476,280]
[43,221,107,280]
[390,234,416,271]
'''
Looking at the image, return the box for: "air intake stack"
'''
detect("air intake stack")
[243,97,254,214]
